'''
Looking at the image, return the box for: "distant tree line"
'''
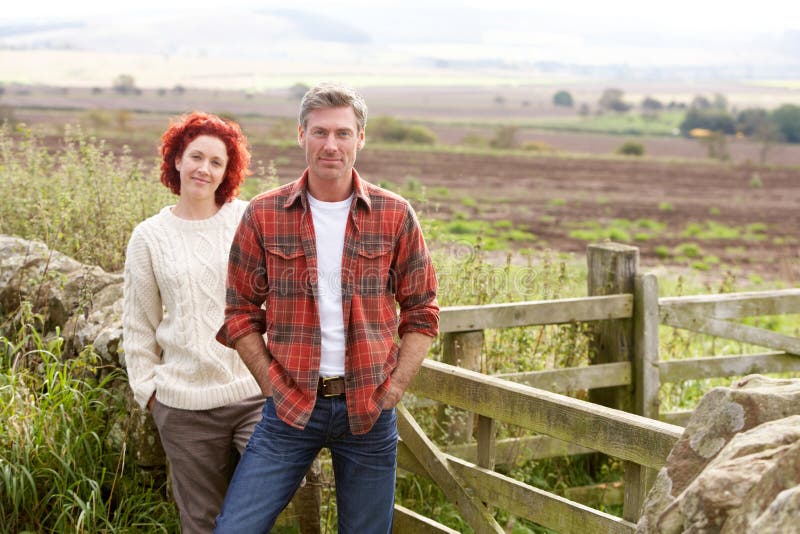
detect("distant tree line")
[551,87,800,144]
[679,96,800,143]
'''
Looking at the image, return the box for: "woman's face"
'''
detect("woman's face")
[175,135,228,203]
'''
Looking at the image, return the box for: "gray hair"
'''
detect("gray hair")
[298,82,368,132]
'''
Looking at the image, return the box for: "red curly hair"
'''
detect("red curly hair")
[160,111,251,205]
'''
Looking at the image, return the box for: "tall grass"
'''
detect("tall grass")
[0,303,179,532]
[0,123,172,271]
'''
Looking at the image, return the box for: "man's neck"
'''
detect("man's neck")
[306,173,354,202]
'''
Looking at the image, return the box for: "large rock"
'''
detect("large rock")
[0,234,123,362]
[1,236,150,462]
[637,375,800,533]
[749,485,800,532]
[660,416,800,532]
[721,425,800,532]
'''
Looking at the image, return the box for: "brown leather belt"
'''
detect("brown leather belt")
[317,376,346,397]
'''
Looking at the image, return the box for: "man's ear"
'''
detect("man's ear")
[298,124,305,147]
[357,128,365,150]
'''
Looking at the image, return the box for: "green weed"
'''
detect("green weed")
[0,305,178,532]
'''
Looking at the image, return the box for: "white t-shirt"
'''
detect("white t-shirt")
[307,192,353,377]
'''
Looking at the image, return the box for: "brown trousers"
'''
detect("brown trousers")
[151,395,265,534]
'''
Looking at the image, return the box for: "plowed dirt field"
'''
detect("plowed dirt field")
[254,144,799,283]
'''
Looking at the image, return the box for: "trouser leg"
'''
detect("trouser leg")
[214,398,323,534]
[330,405,398,534]
[151,399,235,534]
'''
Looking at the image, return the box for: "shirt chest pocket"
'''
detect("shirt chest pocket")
[357,240,393,296]
[265,243,308,296]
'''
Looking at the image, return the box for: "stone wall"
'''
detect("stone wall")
[637,375,800,533]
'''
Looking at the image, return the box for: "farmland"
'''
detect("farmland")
[258,144,800,282]
[3,81,799,284]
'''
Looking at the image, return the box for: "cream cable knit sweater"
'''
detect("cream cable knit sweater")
[122,199,260,410]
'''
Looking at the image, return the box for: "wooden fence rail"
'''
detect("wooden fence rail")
[399,360,684,534]
[439,294,633,333]
[411,361,682,469]
[392,243,800,533]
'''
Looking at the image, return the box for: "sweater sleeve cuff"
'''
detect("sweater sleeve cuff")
[133,381,157,410]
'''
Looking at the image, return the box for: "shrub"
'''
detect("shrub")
[641,97,663,111]
[553,90,574,107]
[615,141,645,156]
[680,108,736,136]
[676,242,702,258]
[654,245,671,259]
[368,116,437,145]
[658,202,674,212]
[289,82,310,101]
[736,108,771,136]
[520,140,555,152]
[599,88,630,112]
[489,126,518,149]
[111,74,137,95]
[771,104,800,143]
[459,134,488,148]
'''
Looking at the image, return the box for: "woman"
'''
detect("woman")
[123,111,263,533]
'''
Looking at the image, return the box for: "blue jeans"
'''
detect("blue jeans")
[214,396,398,534]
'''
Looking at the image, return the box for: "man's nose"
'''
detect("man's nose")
[324,133,338,150]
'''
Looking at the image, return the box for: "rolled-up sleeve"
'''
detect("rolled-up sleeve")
[216,203,268,348]
[394,205,439,339]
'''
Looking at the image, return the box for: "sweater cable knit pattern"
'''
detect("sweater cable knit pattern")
[123,199,260,410]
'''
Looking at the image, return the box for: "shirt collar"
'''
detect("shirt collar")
[284,168,372,212]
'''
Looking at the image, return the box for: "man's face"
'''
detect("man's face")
[298,106,365,184]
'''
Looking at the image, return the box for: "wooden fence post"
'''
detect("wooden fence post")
[476,415,496,470]
[633,272,661,421]
[587,243,639,412]
[625,272,661,522]
[587,243,641,523]
[436,330,483,443]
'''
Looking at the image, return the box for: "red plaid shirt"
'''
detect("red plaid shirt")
[217,169,439,434]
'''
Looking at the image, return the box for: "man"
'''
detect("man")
[214,82,439,533]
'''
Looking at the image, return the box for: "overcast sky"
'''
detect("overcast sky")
[8,0,799,33]
[4,0,800,67]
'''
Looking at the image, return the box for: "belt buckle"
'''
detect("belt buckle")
[321,376,341,397]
